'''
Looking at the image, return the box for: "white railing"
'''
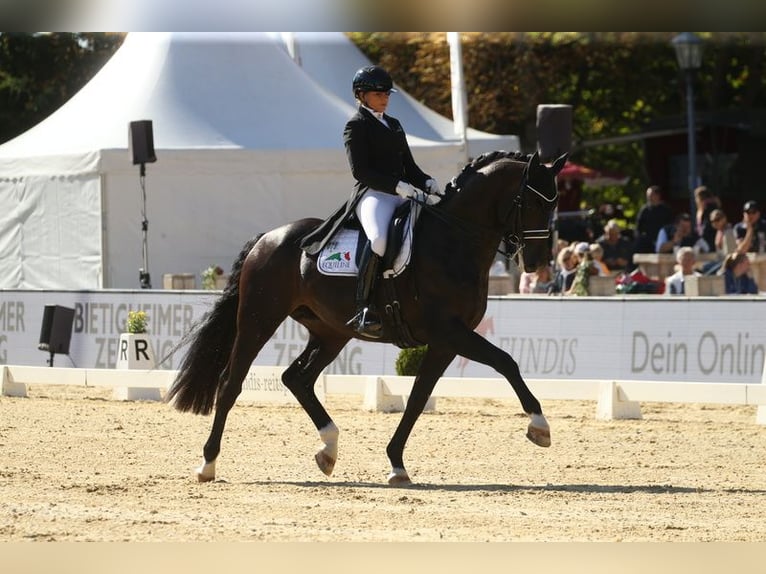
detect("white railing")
[3,364,765,425]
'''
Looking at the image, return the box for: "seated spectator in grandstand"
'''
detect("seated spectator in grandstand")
[734,200,766,254]
[549,246,578,294]
[519,263,553,294]
[693,185,719,252]
[596,219,633,271]
[702,209,739,275]
[519,264,554,294]
[664,247,700,295]
[531,264,554,294]
[711,209,738,256]
[656,212,710,255]
[723,253,759,294]
[588,243,610,276]
[634,185,673,254]
[569,244,600,296]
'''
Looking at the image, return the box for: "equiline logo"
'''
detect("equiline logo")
[322,251,352,269]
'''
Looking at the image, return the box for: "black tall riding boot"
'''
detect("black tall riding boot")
[347,242,383,338]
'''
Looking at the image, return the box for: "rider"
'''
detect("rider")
[300,65,442,338]
[345,65,443,338]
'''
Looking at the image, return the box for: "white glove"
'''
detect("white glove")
[395,181,416,199]
[425,178,443,196]
[425,192,442,206]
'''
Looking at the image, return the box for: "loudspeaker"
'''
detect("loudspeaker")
[38,305,75,355]
[536,104,572,162]
[129,120,157,165]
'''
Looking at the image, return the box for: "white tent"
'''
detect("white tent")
[276,32,520,159]
[0,33,515,289]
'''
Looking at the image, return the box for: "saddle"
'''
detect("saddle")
[317,200,418,278]
[316,199,424,348]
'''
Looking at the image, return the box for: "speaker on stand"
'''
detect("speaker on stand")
[536,104,573,269]
[129,120,157,289]
[38,305,75,367]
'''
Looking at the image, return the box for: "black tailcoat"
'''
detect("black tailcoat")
[300,106,431,255]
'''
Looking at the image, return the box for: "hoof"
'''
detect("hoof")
[315,450,336,476]
[387,468,412,486]
[526,424,551,448]
[195,459,217,482]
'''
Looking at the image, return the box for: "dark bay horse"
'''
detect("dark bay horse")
[166,150,567,486]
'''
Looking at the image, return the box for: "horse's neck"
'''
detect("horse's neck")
[434,192,506,272]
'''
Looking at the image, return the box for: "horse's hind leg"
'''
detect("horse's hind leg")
[281,333,349,477]
[197,322,281,482]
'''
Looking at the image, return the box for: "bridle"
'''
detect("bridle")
[414,158,558,261]
[500,164,558,261]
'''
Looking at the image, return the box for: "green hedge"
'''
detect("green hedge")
[395,345,428,376]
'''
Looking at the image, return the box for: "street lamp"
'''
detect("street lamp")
[671,32,704,219]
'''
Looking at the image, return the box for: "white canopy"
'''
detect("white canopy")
[0,33,516,289]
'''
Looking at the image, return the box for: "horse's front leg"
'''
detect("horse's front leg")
[385,346,455,486]
[439,320,551,448]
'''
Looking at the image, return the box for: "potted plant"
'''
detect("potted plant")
[395,345,428,376]
[117,310,155,369]
[115,309,159,401]
[201,265,228,290]
[126,310,148,334]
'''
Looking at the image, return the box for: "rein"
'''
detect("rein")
[413,158,557,263]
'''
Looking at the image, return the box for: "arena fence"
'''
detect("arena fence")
[3,364,765,425]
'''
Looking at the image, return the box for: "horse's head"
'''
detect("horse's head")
[512,151,567,272]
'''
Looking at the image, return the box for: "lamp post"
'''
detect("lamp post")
[671,32,703,220]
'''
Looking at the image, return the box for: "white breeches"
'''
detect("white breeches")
[355,190,408,257]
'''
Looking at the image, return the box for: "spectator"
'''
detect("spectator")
[549,246,578,294]
[589,243,610,275]
[693,185,719,252]
[634,185,673,254]
[531,265,554,294]
[656,212,709,255]
[569,244,600,296]
[702,209,739,275]
[664,247,700,295]
[518,265,537,294]
[734,200,766,254]
[597,219,633,272]
[723,253,759,294]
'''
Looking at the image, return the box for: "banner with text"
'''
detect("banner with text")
[1,291,763,383]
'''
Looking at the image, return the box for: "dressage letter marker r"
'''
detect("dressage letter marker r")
[133,338,150,361]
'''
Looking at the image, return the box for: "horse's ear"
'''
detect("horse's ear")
[551,153,568,176]
[529,151,541,168]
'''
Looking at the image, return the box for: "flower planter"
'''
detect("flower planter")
[114,333,161,401]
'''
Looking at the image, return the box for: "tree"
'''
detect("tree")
[0,33,125,144]
[349,32,766,217]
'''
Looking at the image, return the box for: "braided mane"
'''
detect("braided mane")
[444,150,529,196]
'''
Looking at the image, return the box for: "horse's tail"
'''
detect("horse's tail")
[164,235,263,415]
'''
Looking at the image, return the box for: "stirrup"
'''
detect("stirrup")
[348,307,383,338]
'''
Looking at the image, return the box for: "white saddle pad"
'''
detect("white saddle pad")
[317,207,417,278]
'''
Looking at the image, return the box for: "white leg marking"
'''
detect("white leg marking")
[530,413,549,431]
[387,467,412,486]
[527,413,551,447]
[196,458,217,482]
[319,422,339,460]
[316,422,339,476]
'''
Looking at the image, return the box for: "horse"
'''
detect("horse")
[165,150,567,486]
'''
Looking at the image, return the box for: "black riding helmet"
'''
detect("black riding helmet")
[352,65,398,97]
